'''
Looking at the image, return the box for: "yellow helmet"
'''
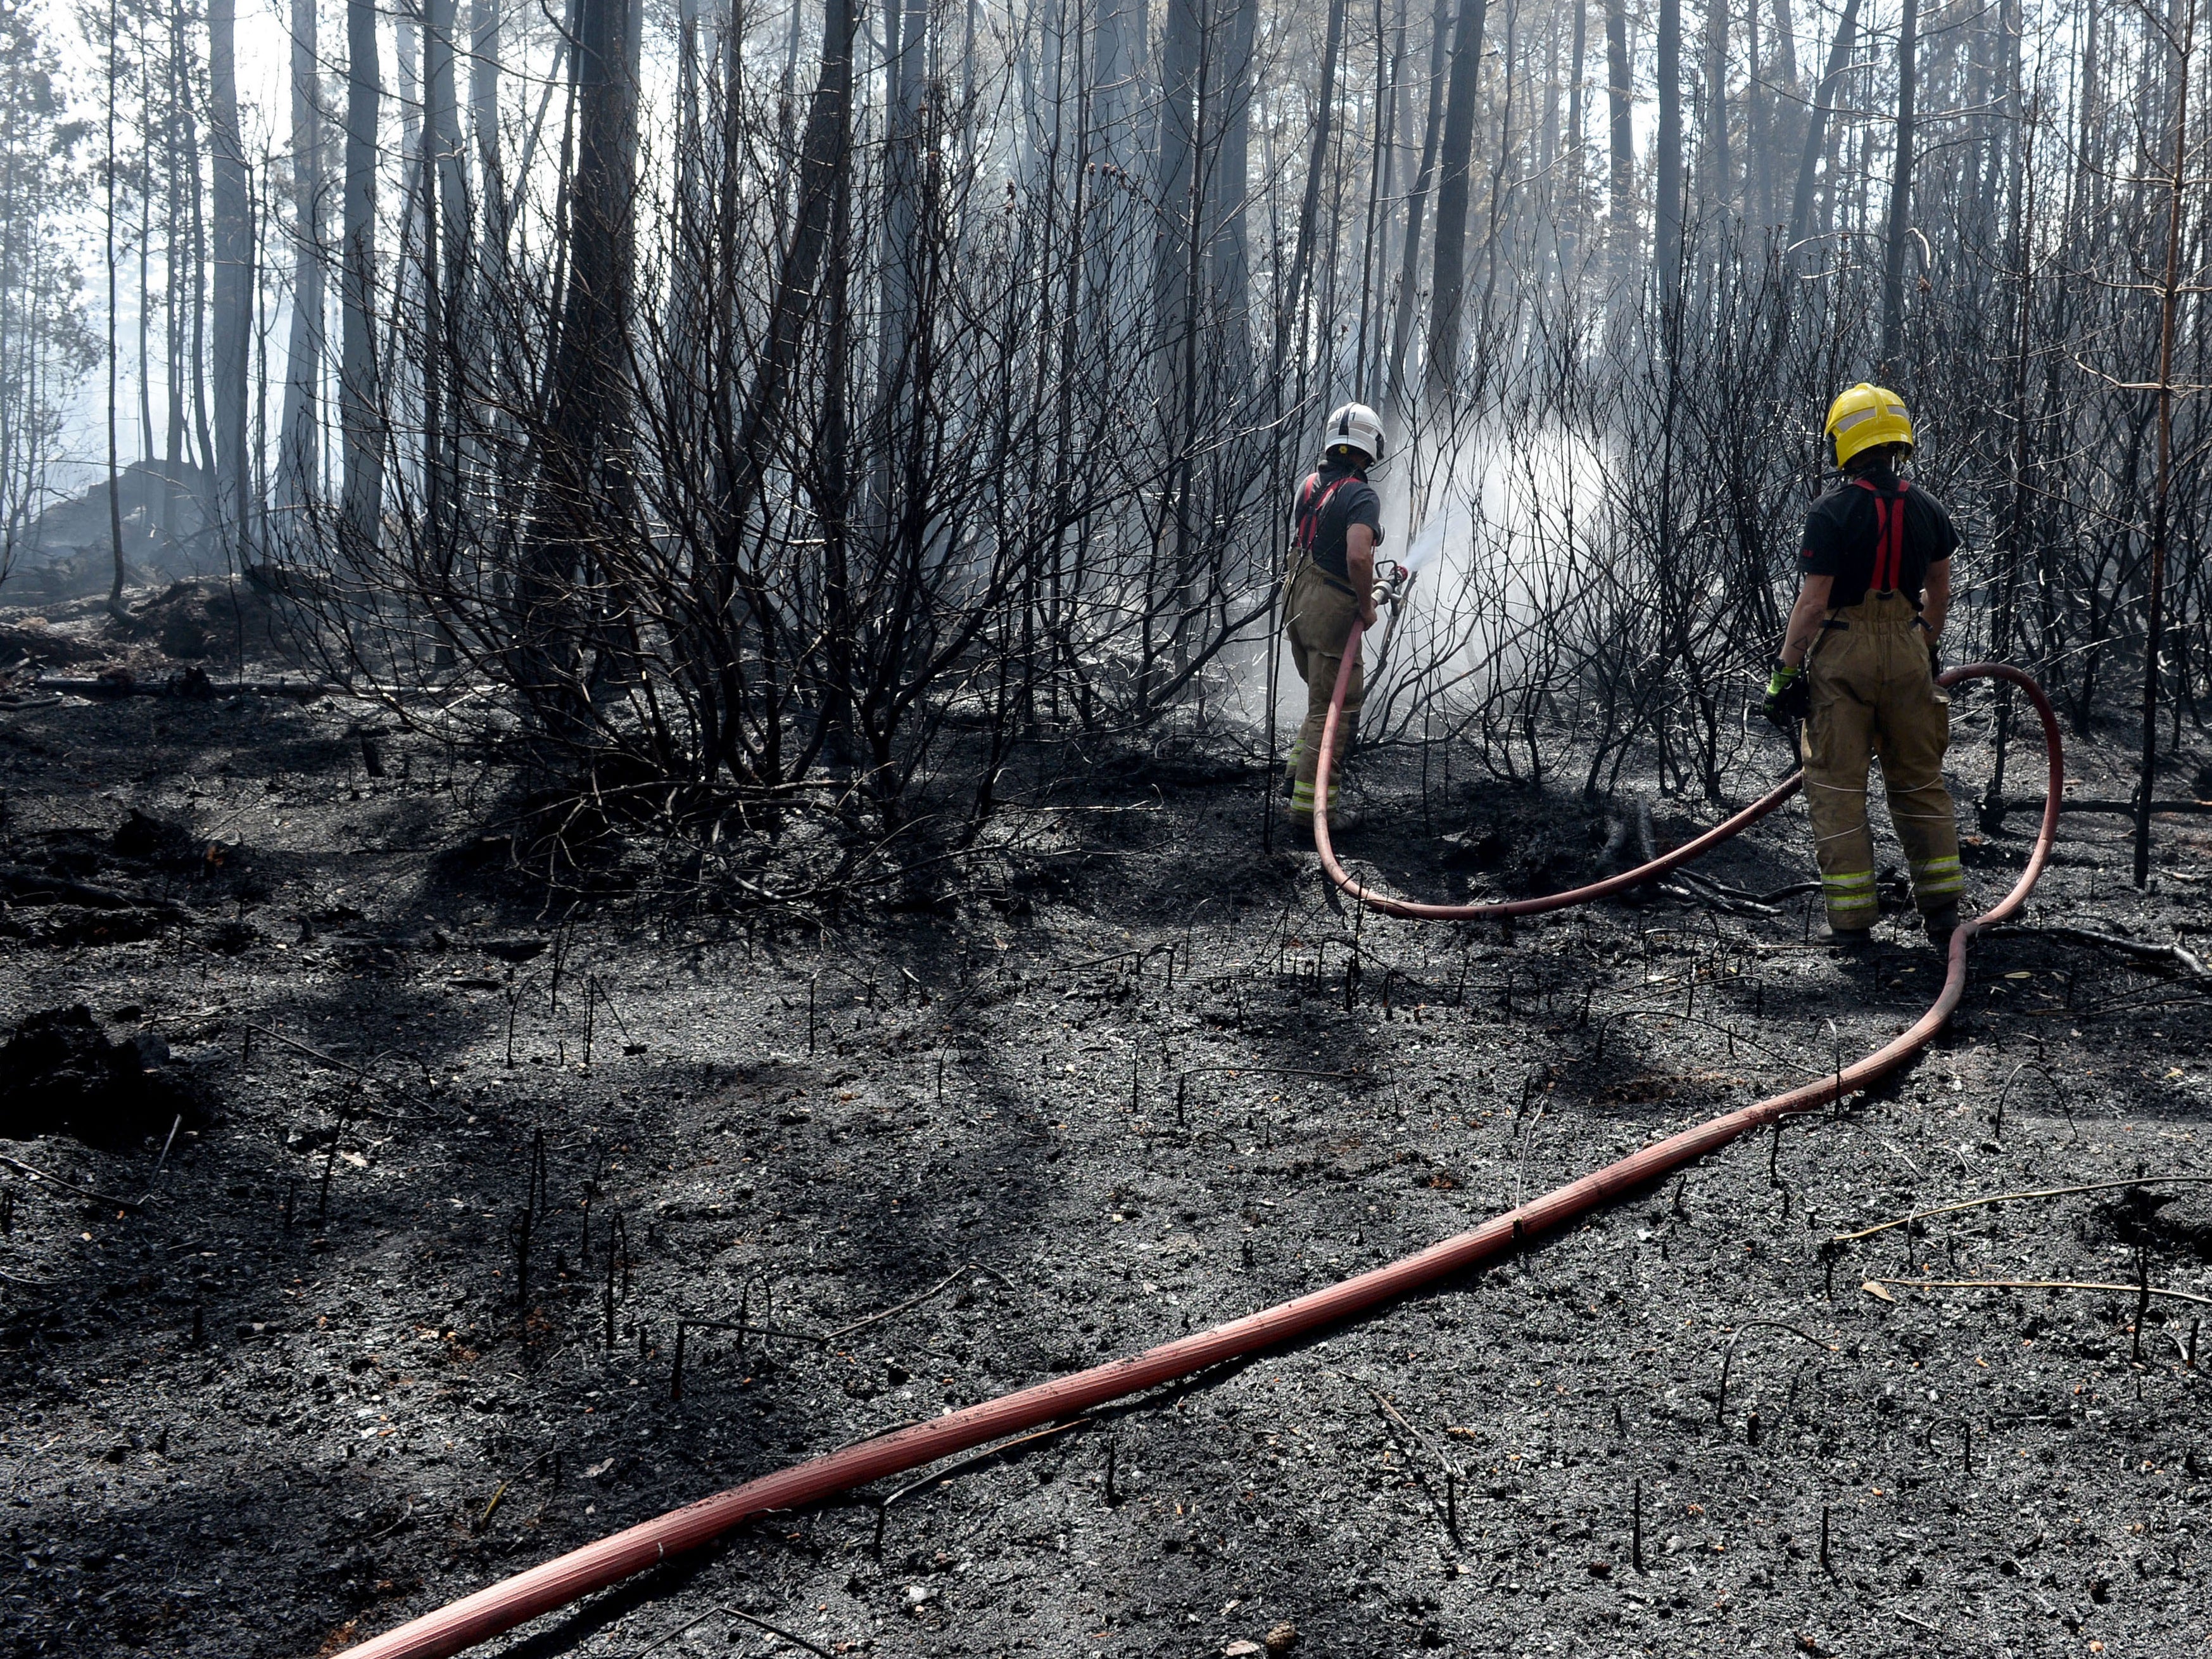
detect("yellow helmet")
[1824,383,1915,467]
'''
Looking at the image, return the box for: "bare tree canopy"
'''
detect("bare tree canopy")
[0,0,2204,893]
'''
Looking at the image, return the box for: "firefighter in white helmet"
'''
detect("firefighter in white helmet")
[1283,403,1387,826]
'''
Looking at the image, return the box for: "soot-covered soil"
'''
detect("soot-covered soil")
[0,673,2208,1659]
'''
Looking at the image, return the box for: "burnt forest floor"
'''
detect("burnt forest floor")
[1,611,2211,1659]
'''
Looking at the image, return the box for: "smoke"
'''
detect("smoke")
[1362,420,1615,735]
[1210,413,1616,761]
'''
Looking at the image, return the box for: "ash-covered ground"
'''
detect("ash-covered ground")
[1,634,2209,1659]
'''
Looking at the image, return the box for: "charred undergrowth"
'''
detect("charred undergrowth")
[0,684,2206,1658]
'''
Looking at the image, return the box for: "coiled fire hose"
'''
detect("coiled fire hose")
[335,612,2061,1659]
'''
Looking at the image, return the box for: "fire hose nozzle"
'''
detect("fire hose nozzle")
[1372,561,1412,609]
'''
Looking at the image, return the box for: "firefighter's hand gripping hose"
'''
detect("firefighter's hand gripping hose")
[332,628,2061,1659]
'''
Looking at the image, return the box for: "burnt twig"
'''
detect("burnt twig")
[819,1263,1013,1343]
[1982,924,2209,981]
[877,1416,1094,1515]
[629,1609,723,1659]
[1866,1277,2212,1307]
[1357,1379,1463,1539]
[719,1605,836,1658]
[1715,1321,1838,1425]
[1830,1176,2212,1245]
[244,1022,372,1079]
[0,1155,142,1212]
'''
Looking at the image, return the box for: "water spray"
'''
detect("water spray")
[1397,513,1450,579]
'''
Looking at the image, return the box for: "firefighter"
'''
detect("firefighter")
[1284,403,1387,826]
[1763,383,1963,948]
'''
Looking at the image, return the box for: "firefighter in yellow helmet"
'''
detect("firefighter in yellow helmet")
[1762,384,1964,948]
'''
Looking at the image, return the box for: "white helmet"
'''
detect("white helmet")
[1324,402,1386,464]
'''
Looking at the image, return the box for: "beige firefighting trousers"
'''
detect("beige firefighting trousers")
[1802,589,1962,931]
[1284,556,1363,818]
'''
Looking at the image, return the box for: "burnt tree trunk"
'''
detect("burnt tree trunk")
[2135,6,2194,886]
[1605,0,1632,272]
[521,0,638,740]
[277,0,324,529]
[1655,0,1683,294]
[1424,0,1488,405]
[1787,0,1859,257]
[341,0,384,564]
[1878,0,1919,371]
[1385,0,1451,409]
[208,0,251,567]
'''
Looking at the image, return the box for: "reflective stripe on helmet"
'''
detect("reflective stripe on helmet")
[1323,402,1386,462]
[1824,383,1915,467]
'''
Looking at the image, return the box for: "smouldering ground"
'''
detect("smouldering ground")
[0,677,2208,1658]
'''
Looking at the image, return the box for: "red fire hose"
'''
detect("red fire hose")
[334,633,2061,1659]
[1311,621,2059,933]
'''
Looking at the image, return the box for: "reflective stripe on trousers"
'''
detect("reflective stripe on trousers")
[1820,868,1877,918]
[1802,591,1961,925]
[1909,853,1963,898]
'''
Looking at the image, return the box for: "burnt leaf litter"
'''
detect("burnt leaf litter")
[0,687,2206,1659]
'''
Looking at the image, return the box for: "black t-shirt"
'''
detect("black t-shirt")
[1798,463,1959,609]
[1291,462,1384,585]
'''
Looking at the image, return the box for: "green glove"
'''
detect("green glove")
[1761,662,1809,727]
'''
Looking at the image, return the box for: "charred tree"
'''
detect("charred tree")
[276,0,324,530]
[208,0,251,566]
[1702,0,1729,215]
[423,0,465,571]
[1655,0,1683,293]
[1788,0,1860,257]
[1386,0,1451,409]
[1878,0,1919,371]
[104,0,125,618]
[1605,0,1631,271]
[698,0,856,783]
[519,0,638,740]
[340,0,383,564]
[2135,0,2196,886]
[1211,0,1258,327]
[1424,0,1487,404]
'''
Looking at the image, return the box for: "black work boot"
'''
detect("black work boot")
[1923,906,1961,953]
[1827,927,1876,953]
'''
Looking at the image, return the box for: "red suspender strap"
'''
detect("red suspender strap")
[1854,478,1909,593]
[1297,476,1352,555]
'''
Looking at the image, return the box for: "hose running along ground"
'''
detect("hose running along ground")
[334,633,2063,1659]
